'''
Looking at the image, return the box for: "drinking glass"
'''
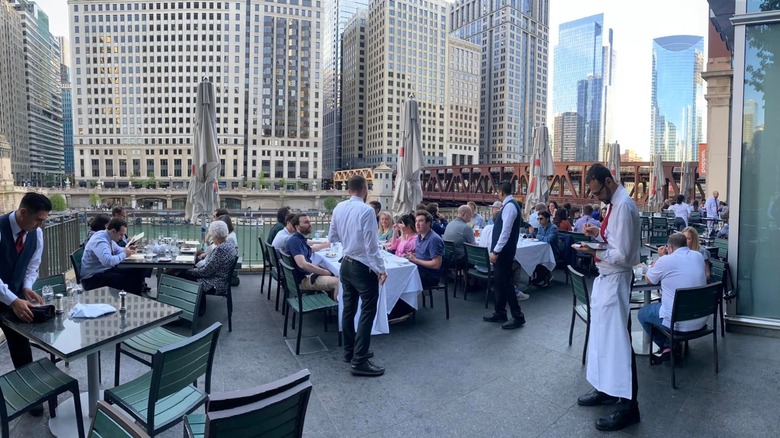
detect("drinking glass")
[42,285,54,304]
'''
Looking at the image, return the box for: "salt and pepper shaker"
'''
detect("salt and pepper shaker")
[54,294,65,314]
[119,291,127,312]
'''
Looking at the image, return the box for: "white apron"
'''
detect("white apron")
[586,270,633,400]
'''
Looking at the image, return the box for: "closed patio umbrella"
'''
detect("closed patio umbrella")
[525,126,554,217]
[607,142,621,184]
[648,153,665,212]
[185,79,221,239]
[392,95,424,216]
[680,161,695,202]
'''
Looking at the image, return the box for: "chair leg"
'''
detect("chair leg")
[227,291,233,332]
[568,309,575,346]
[719,298,726,338]
[582,320,590,366]
[47,397,57,419]
[283,305,290,337]
[429,289,434,309]
[670,335,677,389]
[444,285,450,320]
[484,279,491,309]
[713,331,719,374]
[452,272,458,298]
[338,330,342,347]
[421,291,426,308]
[260,267,266,299]
[463,274,469,301]
[114,344,121,387]
[296,313,303,355]
[71,384,86,438]
[292,311,296,330]
[275,280,282,313]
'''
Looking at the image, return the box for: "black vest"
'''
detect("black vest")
[0,213,38,297]
[491,199,521,260]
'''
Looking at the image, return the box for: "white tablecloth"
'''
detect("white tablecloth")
[312,249,423,335]
[477,238,556,277]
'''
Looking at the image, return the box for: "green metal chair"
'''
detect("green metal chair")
[0,359,85,438]
[279,260,339,355]
[114,274,204,386]
[442,240,464,298]
[104,322,222,436]
[710,259,735,338]
[463,243,493,309]
[70,247,85,284]
[88,401,149,438]
[184,370,312,438]
[650,217,670,241]
[257,236,272,301]
[199,256,240,332]
[32,274,66,295]
[713,238,728,261]
[263,241,283,312]
[567,266,590,365]
[420,256,451,320]
[640,215,651,242]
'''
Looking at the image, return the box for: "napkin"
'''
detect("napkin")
[176,255,195,263]
[70,303,117,318]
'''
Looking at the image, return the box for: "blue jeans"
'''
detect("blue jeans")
[637,303,669,350]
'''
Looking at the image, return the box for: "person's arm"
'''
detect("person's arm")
[464,225,476,244]
[189,245,226,278]
[361,210,386,274]
[93,238,127,268]
[644,255,665,284]
[22,228,44,290]
[492,204,517,253]
[327,211,340,243]
[293,254,332,276]
[595,203,636,265]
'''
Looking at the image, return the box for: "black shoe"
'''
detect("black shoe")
[483,314,508,323]
[577,390,619,407]
[343,350,374,363]
[501,318,526,330]
[650,350,671,366]
[595,407,641,431]
[350,360,385,377]
[28,405,43,417]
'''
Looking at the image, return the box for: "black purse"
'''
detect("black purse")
[29,305,55,323]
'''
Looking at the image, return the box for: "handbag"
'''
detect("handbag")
[30,305,55,323]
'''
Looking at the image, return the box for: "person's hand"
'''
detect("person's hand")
[658,245,668,256]
[10,298,35,323]
[489,252,498,264]
[572,244,596,256]
[377,272,388,285]
[582,223,600,238]
[22,287,43,305]
[406,253,418,264]
[124,246,137,257]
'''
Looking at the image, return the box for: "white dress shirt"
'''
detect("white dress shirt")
[328,196,385,274]
[0,212,44,306]
[271,227,292,250]
[704,196,719,218]
[669,202,691,226]
[493,195,518,253]
[593,185,641,274]
[646,247,708,331]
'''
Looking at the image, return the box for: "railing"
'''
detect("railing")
[40,213,82,277]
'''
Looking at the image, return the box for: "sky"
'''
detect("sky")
[36,0,710,160]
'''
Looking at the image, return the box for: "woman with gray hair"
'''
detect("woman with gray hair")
[180,220,238,315]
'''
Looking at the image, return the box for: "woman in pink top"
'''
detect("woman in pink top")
[385,214,417,256]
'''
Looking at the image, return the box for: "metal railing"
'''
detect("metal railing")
[40,213,82,277]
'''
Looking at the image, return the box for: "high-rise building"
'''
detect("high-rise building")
[322,0,368,179]
[450,0,549,164]
[62,83,73,178]
[445,37,480,166]
[650,35,704,162]
[56,35,70,83]
[552,112,578,161]
[340,10,366,169]
[69,0,322,189]
[0,0,29,184]
[13,0,63,187]
[552,13,614,162]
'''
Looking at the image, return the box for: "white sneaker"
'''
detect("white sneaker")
[515,290,530,301]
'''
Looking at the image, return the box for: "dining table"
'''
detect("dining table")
[631,277,662,356]
[118,250,197,297]
[0,287,182,436]
[476,236,556,277]
[312,247,423,335]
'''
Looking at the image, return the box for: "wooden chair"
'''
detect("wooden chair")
[183,370,313,438]
[421,256,451,320]
[463,243,493,309]
[114,274,204,386]
[263,241,283,312]
[104,323,222,436]
[648,283,721,389]
[1,359,85,438]
[567,266,591,365]
[88,401,149,438]
[710,259,735,337]
[70,247,85,284]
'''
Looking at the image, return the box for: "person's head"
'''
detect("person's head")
[676,194,685,205]
[214,208,229,220]
[601,207,607,217]
[667,232,688,252]
[497,181,513,198]
[538,211,551,227]
[682,226,701,251]
[585,163,617,204]
[15,192,52,232]
[379,211,393,230]
[369,201,381,216]
[722,209,730,220]
[89,214,111,232]
[693,200,699,209]
[563,202,571,212]
[548,200,558,213]
[467,201,477,213]
[490,201,502,215]
[106,218,128,242]
[554,208,568,224]
[415,203,427,212]
[347,175,368,200]
[284,212,296,231]
[719,201,727,207]
[425,202,439,217]
[217,214,234,234]
[571,206,582,219]
[415,210,434,234]
[398,214,416,234]
[583,205,594,216]
[713,191,719,198]
[291,213,312,235]
[457,205,473,223]
[111,206,126,220]
[208,220,229,244]
[535,202,547,212]
[276,206,291,224]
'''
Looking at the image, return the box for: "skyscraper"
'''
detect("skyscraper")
[339,10,366,168]
[553,112,579,161]
[57,35,73,179]
[322,0,368,180]
[552,13,614,162]
[0,0,29,184]
[450,0,549,164]
[445,37,480,166]
[650,35,704,162]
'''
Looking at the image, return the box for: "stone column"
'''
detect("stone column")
[702,56,732,200]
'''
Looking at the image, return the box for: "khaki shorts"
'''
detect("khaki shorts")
[299,274,339,293]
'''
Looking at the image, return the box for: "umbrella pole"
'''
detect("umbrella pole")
[201,214,207,247]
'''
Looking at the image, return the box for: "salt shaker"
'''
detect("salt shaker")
[119,291,127,312]
[54,294,64,314]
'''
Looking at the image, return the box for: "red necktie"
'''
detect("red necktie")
[600,205,612,243]
[15,230,26,254]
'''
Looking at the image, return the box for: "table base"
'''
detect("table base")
[631,330,651,356]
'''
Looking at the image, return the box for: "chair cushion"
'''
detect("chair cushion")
[122,327,187,356]
[287,292,338,314]
[1,359,75,417]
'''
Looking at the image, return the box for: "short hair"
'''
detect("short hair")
[415,210,434,224]
[369,200,381,211]
[106,218,127,232]
[425,202,439,215]
[284,212,296,225]
[89,214,111,232]
[497,181,513,196]
[539,211,551,220]
[583,205,594,215]
[571,207,581,215]
[563,202,571,211]
[585,163,612,185]
[668,232,687,249]
[111,206,126,217]
[291,213,308,228]
[692,200,699,209]
[535,203,546,212]
[19,192,52,213]
[457,205,472,217]
[676,194,685,204]
[415,203,427,212]
[398,214,415,229]
[209,220,229,239]
[347,175,367,192]
[276,206,291,223]
[217,214,234,233]
[215,208,229,217]
[467,201,477,210]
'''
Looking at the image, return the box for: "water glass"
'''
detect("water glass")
[172,245,180,257]
[172,233,179,241]
[42,285,54,304]
[315,230,322,239]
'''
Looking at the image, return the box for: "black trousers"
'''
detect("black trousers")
[623,317,640,409]
[0,305,33,369]
[340,257,379,365]
[493,254,524,319]
[82,267,145,294]
[418,269,441,289]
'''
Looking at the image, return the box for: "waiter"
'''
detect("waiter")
[0,193,50,416]
[573,164,641,431]
[328,176,387,377]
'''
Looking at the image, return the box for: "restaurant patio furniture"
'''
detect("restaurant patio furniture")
[262,240,284,312]
[280,260,338,355]
[70,248,85,284]
[88,401,149,438]
[710,259,735,337]
[420,256,451,320]
[463,243,493,309]
[567,266,590,365]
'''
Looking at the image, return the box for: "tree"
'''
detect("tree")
[49,194,67,211]
[89,192,100,207]
[146,172,157,189]
[258,172,269,189]
[323,196,339,213]
[296,180,305,190]
[278,178,287,190]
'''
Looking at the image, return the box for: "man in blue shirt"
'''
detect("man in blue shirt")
[407,211,444,288]
[532,211,558,288]
[81,218,145,294]
[286,213,338,299]
[574,205,602,233]
[425,203,448,236]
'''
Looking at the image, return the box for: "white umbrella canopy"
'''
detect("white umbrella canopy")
[185,80,221,232]
[647,153,665,212]
[525,126,554,217]
[680,161,695,202]
[607,142,621,184]
[392,96,425,216]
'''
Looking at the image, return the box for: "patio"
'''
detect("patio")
[3,270,780,437]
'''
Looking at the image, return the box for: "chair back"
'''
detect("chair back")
[463,243,491,273]
[205,381,313,438]
[671,283,721,326]
[207,370,311,412]
[689,211,702,224]
[648,235,668,246]
[156,274,203,334]
[714,238,728,261]
[70,247,85,283]
[32,274,66,295]
[89,400,150,438]
[559,231,591,243]
[149,322,222,407]
[640,216,650,229]
[710,259,735,299]
[279,260,302,300]
[279,250,295,268]
[258,236,270,269]
[226,256,240,294]
[664,210,676,219]
[264,241,280,272]
[567,266,589,307]
[651,217,668,232]
[443,240,455,263]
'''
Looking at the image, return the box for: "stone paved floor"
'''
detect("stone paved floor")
[4,270,780,437]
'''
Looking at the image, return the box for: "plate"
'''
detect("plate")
[325,253,338,258]
[180,247,197,253]
[127,254,144,260]
[583,242,609,250]
[158,257,172,262]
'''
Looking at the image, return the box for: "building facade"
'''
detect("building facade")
[0,0,29,184]
[552,111,578,161]
[62,84,73,178]
[69,0,322,189]
[445,37,480,166]
[339,10,366,168]
[450,0,549,164]
[650,35,705,162]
